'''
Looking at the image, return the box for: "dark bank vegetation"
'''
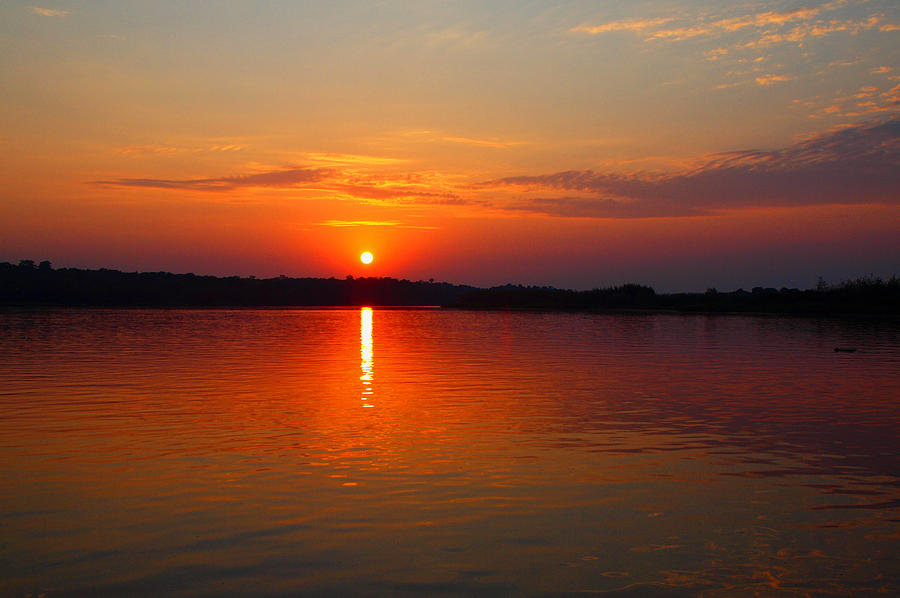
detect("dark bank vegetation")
[452,277,900,315]
[2,260,897,315]
[0,261,474,307]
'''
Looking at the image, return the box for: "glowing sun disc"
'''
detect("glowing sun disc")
[360,252,374,264]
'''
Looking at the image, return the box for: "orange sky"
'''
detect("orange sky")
[1,1,898,290]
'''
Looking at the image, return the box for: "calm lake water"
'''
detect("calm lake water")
[1,308,898,597]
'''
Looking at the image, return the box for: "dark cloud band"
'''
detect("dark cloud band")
[489,116,900,217]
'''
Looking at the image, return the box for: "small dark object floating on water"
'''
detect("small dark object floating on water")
[834,347,858,353]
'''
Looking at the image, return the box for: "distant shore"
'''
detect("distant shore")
[2,261,897,316]
[447,281,900,316]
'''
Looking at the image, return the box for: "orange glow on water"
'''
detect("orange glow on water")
[2,309,899,595]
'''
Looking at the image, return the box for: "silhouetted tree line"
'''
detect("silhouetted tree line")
[2,261,897,314]
[0,261,474,307]
[451,277,899,315]
[454,283,658,309]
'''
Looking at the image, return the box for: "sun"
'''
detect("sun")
[360,251,374,264]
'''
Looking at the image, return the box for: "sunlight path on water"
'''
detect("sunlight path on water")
[360,307,374,408]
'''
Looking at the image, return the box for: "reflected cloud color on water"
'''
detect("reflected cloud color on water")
[0,308,898,597]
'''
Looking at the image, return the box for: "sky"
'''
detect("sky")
[1,0,898,291]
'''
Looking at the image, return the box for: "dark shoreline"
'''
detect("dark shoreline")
[2,261,897,316]
[446,281,900,316]
[4,306,900,326]
[442,306,900,319]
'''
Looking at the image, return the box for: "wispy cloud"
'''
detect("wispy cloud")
[755,74,793,86]
[704,47,729,61]
[93,164,464,206]
[315,220,439,229]
[300,152,408,166]
[716,80,749,90]
[650,8,822,41]
[95,167,330,191]
[372,129,527,150]
[743,15,884,48]
[31,6,68,17]
[827,59,860,68]
[807,80,900,118]
[326,182,463,205]
[442,136,527,148]
[486,116,900,218]
[117,143,245,155]
[572,7,822,41]
[572,3,897,98]
[570,18,674,35]
[571,4,897,50]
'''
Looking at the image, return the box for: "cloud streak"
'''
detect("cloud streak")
[487,116,900,218]
[94,165,464,205]
[316,220,439,229]
[570,18,674,35]
[96,167,331,191]
[571,3,897,49]
[31,6,68,17]
[442,136,527,148]
[648,8,823,41]
[117,143,245,155]
[755,74,793,86]
[572,7,823,41]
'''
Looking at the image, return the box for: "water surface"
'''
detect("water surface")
[1,309,898,597]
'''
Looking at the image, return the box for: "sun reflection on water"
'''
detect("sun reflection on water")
[360,307,374,407]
